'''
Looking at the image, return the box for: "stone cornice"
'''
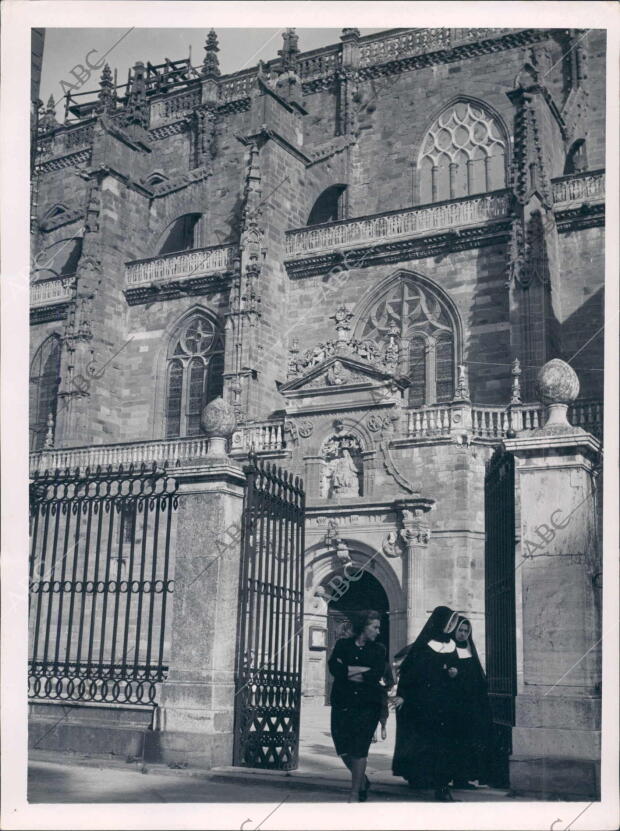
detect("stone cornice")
[555,203,605,233]
[36,149,91,175]
[284,221,511,279]
[237,127,311,167]
[124,271,232,306]
[30,303,70,324]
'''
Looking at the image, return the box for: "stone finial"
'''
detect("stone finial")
[453,364,471,402]
[44,412,55,449]
[536,358,580,430]
[202,29,220,78]
[97,64,115,114]
[341,28,360,40]
[330,305,354,345]
[124,61,148,128]
[278,28,300,73]
[201,396,237,457]
[40,95,58,132]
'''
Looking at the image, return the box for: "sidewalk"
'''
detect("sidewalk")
[28,699,525,803]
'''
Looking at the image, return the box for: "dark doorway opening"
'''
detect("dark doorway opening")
[324,569,389,704]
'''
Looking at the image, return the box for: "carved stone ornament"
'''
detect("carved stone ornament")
[297,418,314,438]
[335,540,352,565]
[366,413,387,432]
[326,360,352,386]
[536,358,580,405]
[201,396,237,438]
[382,531,402,558]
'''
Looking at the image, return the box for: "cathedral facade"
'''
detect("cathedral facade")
[30,25,604,759]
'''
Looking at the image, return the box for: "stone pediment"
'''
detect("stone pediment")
[277,355,409,397]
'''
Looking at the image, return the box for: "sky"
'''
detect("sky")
[39,27,384,117]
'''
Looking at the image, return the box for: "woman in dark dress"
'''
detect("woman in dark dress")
[450,616,495,789]
[328,610,387,802]
[391,606,461,801]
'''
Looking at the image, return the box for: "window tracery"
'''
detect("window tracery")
[165,313,224,438]
[30,335,61,451]
[419,101,507,203]
[359,278,457,406]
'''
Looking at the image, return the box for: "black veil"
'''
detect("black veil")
[393,606,458,665]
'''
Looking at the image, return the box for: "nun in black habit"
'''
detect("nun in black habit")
[450,615,496,788]
[391,606,461,801]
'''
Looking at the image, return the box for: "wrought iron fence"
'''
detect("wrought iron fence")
[29,463,178,706]
[233,455,305,770]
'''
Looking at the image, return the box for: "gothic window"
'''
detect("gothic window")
[32,237,83,281]
[359,278,457,406]
[419,101,507,203]
[307,185,348,225]
[157,213,202,255]
[564,139,587,175]
[30,334,61,451]
[408,335,427,408]
[164,314,224,438]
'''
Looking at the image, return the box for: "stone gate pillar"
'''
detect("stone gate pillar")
[148,398,246,769]
[503,360,602,798]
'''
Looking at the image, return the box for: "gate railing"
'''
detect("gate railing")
[29,463,178,706]
[233,455,305,770]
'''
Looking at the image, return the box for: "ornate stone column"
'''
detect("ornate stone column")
[504,360,602,798]
[394,500,434,642]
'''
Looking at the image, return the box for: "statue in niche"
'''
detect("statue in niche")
[322,449,362,499]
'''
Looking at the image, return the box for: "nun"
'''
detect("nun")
[449,615,496,789]
[391,606,461,801]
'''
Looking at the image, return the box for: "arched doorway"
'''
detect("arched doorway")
[323,570,389,704]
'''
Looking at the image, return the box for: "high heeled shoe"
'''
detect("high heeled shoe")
[358,777,371,802]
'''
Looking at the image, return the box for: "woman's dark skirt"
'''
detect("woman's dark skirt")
[331,703,381,759]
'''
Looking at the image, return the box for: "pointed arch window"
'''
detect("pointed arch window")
[157,213,202,256]
[359,277,457,407]
[419,101,507,203]
[30,334,61,451]
[165,313,224,438]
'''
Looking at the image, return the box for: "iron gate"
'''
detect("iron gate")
[29,463,178,706]
[484,446,516,786]
[233,455,305,770]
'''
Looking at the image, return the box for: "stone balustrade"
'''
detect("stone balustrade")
[297,49,339,79]
[125,245,237,287]
[552,171,605,205]
[30,278,73,307]
[150,89,202,124]
[30,399,602,476]
[406,405,452,438]
[219,73,254,102]
[568,399,604,439]
[231,422,286,453]
[30,436,211,476]
[286,192,510,257]
[359,29,451,66]
[36,123,95,160]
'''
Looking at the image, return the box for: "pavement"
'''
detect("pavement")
[28,699,525,804]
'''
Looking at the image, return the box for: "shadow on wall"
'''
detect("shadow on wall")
[560,287,604,401]
[464,243,512,405]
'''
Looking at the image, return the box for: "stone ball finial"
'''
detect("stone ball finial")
[201,396,236,438]
[536,359,580,405]
[201,398,236,458]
